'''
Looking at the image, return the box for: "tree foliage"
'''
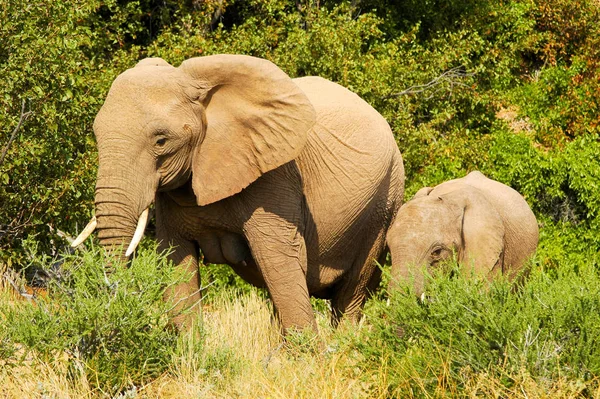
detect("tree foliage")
[1,0,599,266]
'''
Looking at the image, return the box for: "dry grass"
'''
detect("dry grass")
[1,282,598,399]
[140,292,378,399]
[0,286,376,399]
[461,369,600,399]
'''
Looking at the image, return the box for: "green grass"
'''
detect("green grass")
[1,221,600,397]
[0,244,187,395]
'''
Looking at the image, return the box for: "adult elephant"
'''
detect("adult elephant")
[73,54,405,332]
[386,171,538,297]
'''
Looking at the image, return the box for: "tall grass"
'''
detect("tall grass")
[1,240,600,398]
[0,244,185,395]
[354,257,600,397]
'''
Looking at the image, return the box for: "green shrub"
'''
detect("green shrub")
[0,244,187,394]
[354,249,600,395]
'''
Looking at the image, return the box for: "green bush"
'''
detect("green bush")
[0,244,186,393]
[354,249,600,395]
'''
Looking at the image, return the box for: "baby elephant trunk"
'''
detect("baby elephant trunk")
[390,257,427,299]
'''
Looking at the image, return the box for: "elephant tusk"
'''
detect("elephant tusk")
[125,208,149,257]
[71,216,97,247]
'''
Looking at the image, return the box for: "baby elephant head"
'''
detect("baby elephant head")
[386,185,505,297]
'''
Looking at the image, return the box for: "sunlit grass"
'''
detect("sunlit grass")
[141,289,379,398]
[3,280,598,398]
[1,243,600,398]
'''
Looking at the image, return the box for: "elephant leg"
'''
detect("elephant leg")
[228,257,267,288]
[160,237,202,330]
[244,212,315,333]
[331,230,386,327]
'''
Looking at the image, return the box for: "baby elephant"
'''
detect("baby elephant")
[386,171,538,296]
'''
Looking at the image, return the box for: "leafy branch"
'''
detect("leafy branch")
[0,99,33,168]
[388,66,475,99]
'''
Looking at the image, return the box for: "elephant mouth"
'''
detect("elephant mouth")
[71,207,150,257]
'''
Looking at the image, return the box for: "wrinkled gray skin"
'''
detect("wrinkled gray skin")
[89,54,405,332]
[386,171,538,296]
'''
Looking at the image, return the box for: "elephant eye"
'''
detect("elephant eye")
[156,137,167,147]
[431,247,443,257]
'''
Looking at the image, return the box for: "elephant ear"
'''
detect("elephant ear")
[412,186,433,199]
[135,57,173,68]
[179,54,316,206]
[454,187,506,277]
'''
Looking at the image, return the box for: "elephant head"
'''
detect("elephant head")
[386,185,505,297]
[73,55,316,256]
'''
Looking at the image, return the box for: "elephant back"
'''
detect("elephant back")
[292,76,404,259]
[293,77,398,154]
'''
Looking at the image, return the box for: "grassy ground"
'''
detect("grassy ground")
[1,258,599,398]
[0,279,371,398]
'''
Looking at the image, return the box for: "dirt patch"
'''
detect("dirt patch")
[496,105,534,134]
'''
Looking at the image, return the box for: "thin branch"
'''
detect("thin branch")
[0,199,43,240]
[262,342,285,370]
[0,99,33,167]
[2,272,35,302]
[388,66,475,99]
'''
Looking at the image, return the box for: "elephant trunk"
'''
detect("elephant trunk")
[94,186,138,258]
[391,259,426,298]
[389,238,427,298]
[93,162,156,259]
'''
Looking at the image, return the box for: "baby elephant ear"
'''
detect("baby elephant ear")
[179,54,316,206]
[455,187,506,278]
